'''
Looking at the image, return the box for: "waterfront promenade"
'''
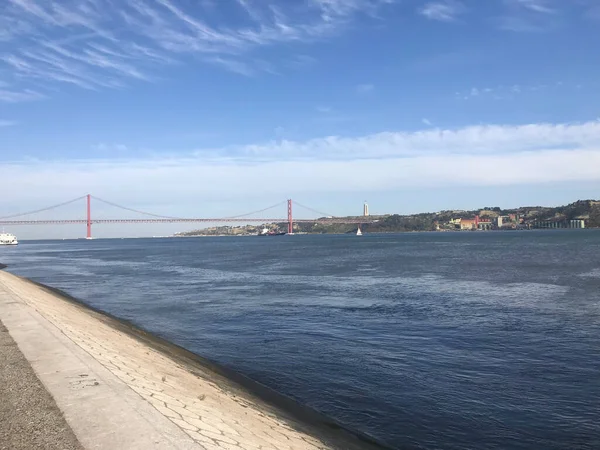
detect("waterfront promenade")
[0,269,381,450]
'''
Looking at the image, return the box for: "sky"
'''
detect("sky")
[1,0,600,238]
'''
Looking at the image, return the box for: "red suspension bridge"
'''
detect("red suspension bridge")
[0,195,374,239]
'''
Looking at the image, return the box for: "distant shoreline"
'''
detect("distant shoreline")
[174,228,594,237]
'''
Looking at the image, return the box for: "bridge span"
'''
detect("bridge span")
[0,195,374,238]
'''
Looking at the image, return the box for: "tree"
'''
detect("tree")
[589,205,600,228]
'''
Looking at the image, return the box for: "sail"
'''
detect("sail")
[356,227,362,236]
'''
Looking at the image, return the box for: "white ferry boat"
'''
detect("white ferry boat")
[0,232,18,245]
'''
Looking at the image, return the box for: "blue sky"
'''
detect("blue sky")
[1,0,600,238]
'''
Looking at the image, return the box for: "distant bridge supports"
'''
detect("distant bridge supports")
[287,199,293,234]
[0,195,377,236]
[86,194,92,239]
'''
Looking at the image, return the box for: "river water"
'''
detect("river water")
[2,231,599,449]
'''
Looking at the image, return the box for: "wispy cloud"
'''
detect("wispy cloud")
[227,120,600,160]
[286,55,318,69]
[312,106,355,124]
[0,0,395,97]
[206,57,256,77]
[497,0,559,31]
[0,88,45,103]
[415,0,571,32]
[456,81,574,100]
[0,120,18,127]
[356,83,374,94]
[506,0,556,14]
[3,121,600,205]
[0,0,590,98]
[419,1,466,22]
[93,143,129,152]
[422,118,433,126]
[496,15,548,32]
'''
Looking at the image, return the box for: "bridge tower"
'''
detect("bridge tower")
[86,194,92,239]
[287,199,293,234]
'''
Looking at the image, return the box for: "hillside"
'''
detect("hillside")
[175,199,600,236]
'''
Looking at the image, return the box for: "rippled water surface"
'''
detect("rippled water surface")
[3,231,600,449]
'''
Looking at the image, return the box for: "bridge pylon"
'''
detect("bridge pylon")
[86,194,92,239]
[287,199,293,234]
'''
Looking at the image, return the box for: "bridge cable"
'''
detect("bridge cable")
[292,201,336,219]
[224,201,287,219]
[91,196,287,221]
[91,196,184,219]
[0,195,88,220]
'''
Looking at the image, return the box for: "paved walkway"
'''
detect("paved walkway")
[0,272,201,450]
[0,270,382,450]
[0,320,82,450]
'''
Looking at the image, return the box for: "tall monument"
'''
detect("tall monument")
[363,202,369,217]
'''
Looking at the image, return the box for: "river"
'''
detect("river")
[2,230,599,449]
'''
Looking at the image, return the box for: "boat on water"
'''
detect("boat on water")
[356,227,363,236]
[258,227,286,236]
[0,232,18,245]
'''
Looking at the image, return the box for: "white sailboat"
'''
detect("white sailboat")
[356,226,363,236]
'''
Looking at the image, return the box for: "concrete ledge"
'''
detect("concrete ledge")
[0,284,201,450]
[0,319,83,450]
[0,270,388,450]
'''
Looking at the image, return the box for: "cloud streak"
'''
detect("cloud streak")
[0,0,395,96]
[356,83,374,94]
[229,121,600,160]
[0,0,593,99]
[507,0,556,14]
[0,88,44,102]
[419,1,466,22]
[456,81,576,100]
[3,121,600,206]
[498,0,560,32]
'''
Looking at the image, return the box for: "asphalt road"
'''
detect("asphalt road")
[0,320,83,450]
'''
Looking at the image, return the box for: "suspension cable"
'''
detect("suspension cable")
[293,201,336,218]
[224,201,287,219]
[92,196,287,220]
[0,195,87,220]
[91,196,183,219]
[0,194,295,222]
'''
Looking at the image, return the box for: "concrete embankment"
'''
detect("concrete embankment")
[0,320,83,450]
[0,269,387,450]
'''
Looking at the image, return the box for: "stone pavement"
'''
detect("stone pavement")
[0,270,382,450]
